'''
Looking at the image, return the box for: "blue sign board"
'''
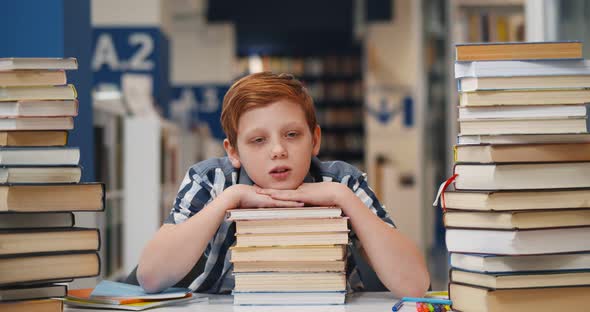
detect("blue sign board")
[170,85,230,140]
[92,27,170,117]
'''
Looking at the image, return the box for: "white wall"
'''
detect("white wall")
[364,0,429,252]
[91,0,163,27]
[162,0,236,85]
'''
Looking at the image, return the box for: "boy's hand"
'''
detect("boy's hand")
[224,184,304,209]
[256,182,352,207]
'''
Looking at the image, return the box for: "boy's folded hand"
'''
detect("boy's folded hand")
[256,182,351,207]
[225,184,304,209]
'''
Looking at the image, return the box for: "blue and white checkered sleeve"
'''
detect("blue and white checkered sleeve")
[346,172,396,228]
[164,167,215,225]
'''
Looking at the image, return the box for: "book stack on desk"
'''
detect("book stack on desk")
[0,58,105,312]
[227,207,348,306]
[444,42,590,312]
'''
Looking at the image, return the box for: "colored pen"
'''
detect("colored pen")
[401,297,452,305]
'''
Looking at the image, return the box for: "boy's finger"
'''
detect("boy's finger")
[256,188,275,195]
[269,199,304,207]
[266,192,296,201]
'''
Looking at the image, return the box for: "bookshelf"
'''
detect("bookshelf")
[236,52,365,170]
[422,0,453,290]
[92,89,127,282]
[87,88,188,282]
[446,0,527,177]
[159,119,184,223]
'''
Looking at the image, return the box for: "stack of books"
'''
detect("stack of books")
[0,58,104,312]
[228,207,349,306]
[444,41,590,312]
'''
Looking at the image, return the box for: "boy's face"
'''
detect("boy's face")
[224,99,321,190]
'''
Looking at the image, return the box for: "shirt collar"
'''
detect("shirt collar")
[237,156,321,186]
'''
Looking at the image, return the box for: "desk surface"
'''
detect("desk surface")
[65,292,398,312]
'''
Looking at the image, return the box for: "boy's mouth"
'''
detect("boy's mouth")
[269,166,291,180]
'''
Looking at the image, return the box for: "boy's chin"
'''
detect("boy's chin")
[257,180,304,190]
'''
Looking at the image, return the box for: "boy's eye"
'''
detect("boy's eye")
[286,131,299,138]
[251,137,265,144]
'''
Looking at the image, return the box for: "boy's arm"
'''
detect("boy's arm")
[137,182,303,293]
[258,181,430,297]
[337,185,430,297]
[137,189,235,293]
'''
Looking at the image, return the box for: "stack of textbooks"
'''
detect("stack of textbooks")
[228,207,349,306]
[443,41,590,312]
[0,58,104,312]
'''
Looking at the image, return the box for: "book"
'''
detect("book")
[235,232,349,247]
[455,59,590,78]
[0,85,77,101]
[455,41,583,61]
[0,183,104,212]
[0,70,66,87]
[0,212,74,229]
[444,209,590,230]
[454,162,590,190]
[0,298,62,312]
[458,105,587,120]
[454,143,590,163]
[445,227,590,255]
[450,283,590,312]
[0,100,78,117]
[0,58,78,71]
[459,118,588,135]
[0,117,73,130]
[450,252,590,274]
[458,75,590,91]
[230,245,347,262]
[459,89,590,107]
[232,291,346,305]
[457,133,590,145]
[234,272,346,292]
[63,295,198,311]
[0,252,99,286]
[232,260,346,273]
[0,227,99,256]
[0,131,67,147]
[0,283,67,302]
[0,147,79,165]
[228,207,342,220]
[89,280,192,300]
[0,165,81,184]
[235,217,348,234]
[451,269,590,289]
[443,189,590,212]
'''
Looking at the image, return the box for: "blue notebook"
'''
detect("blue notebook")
[90,280,191,300]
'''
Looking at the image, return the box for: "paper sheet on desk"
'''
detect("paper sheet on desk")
[63,294,207,311]
[232,305,345,312]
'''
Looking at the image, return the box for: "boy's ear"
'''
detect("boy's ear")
[223,138,241,168]
[312,125,321,156]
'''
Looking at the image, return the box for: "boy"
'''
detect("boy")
[137,72,430,297]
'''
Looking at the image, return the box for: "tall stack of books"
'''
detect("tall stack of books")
[228,207,349,306]
[442,42,590,312]
[0,58,104,312]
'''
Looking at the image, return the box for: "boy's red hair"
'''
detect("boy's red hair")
[221,72,317,147]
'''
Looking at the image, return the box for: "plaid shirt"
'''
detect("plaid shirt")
[165,156,395,293]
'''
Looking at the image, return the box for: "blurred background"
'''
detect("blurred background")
[2,0,590,291]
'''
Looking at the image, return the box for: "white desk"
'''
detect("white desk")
[65,292,398,312]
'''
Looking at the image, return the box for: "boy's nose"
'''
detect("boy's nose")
[271,144,287,159]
